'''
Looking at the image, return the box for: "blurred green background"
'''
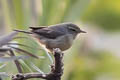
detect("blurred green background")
[0,0,120,80]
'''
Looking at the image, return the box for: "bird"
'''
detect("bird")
[14,22,86,53]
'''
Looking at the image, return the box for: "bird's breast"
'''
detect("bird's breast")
[32,33,75,52]
[46,34,74,51]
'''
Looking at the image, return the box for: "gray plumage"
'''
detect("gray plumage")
[29,23,86,52]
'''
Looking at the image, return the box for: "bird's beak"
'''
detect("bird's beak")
[79,30,86,33]
[81,30,86,33]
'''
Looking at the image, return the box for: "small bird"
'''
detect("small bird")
[14,23,86,53]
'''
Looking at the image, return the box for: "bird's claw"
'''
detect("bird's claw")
[53,48,62,53]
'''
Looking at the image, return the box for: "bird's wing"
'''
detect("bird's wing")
[29,27,65,39]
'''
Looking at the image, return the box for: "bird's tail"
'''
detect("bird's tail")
[14,29,33,34]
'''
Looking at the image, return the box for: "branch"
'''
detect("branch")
[9,49,23,73]
[12,48,64,80]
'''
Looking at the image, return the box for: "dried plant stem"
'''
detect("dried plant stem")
[9,49,23,73]
[12,48,64,80]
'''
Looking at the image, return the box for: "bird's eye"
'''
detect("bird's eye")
[70,29,76,31]
[68,27,76,32]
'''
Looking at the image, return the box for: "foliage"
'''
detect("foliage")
[0,0,120,80]
[82,0,120,32]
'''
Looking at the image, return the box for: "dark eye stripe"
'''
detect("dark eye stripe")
[71,29,76,31]
[68,27,77,32]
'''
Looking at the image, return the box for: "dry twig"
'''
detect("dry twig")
[12,48,64,80]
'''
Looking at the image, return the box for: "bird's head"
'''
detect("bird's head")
[65,23,86,34]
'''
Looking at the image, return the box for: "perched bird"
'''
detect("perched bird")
[14,23,86,53]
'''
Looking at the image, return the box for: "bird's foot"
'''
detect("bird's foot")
[53,48,61,54]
